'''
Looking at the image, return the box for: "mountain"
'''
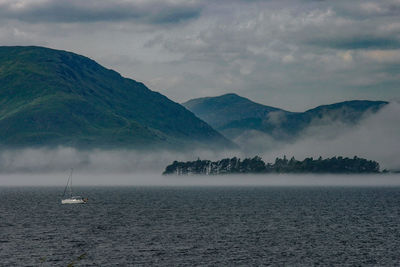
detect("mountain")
[183,93,388,142]
[183,93,288,129]
[0,46,233,149]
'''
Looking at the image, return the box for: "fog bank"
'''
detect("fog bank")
[1,173,400,187]
[0,147,239,174]
[260,102,400,170]
[0,103,398,176]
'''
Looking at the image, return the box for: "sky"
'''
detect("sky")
[0,0,399,110]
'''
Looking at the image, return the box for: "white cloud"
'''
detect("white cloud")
[337,50,353,63]
[361,49,400,63]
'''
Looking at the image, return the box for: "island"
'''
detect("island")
[163,156,381,175]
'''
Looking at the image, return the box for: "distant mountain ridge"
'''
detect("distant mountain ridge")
[183,93,286,129]
[183,94,388,143]
[0,46,233,149]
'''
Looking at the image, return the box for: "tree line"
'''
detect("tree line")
[163,156,380,175]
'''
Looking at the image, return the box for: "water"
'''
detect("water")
[2,186,400,266]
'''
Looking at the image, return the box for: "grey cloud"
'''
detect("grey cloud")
[143,0,400,107]
[343,1,400,18]
[0,0,202,24]
[307,36,400,50]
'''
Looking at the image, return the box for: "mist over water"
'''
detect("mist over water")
[1,173,400,187]
[0,103,399,184]
[260,102,400,170]
[0,147,238,174]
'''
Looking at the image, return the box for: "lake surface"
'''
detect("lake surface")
[2,185,400,266]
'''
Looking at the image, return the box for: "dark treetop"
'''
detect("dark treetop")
[163,156,380,175]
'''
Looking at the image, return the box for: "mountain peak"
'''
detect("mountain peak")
[183,93,283,129]
[0,46,233,150]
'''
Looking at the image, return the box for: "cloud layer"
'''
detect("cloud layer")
[0,0,202,24]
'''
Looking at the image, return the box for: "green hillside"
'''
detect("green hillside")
[0,46,233,149]
[183,93,286,129]
[183,94,388,141]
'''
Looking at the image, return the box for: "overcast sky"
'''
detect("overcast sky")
[1,0,399,111]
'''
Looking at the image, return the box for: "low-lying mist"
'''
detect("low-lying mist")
[2,173,400,187]
[0,147,238,174]
[0,102,399,185]
[259,102,400,170]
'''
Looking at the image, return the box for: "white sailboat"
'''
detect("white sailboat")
[61,169,88,204]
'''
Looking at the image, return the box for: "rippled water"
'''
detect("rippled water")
[2,186,400,266]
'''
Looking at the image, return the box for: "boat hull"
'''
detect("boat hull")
[61,198,87,204]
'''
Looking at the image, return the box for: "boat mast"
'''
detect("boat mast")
[63,168,74,197]
[69,168,73,197]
